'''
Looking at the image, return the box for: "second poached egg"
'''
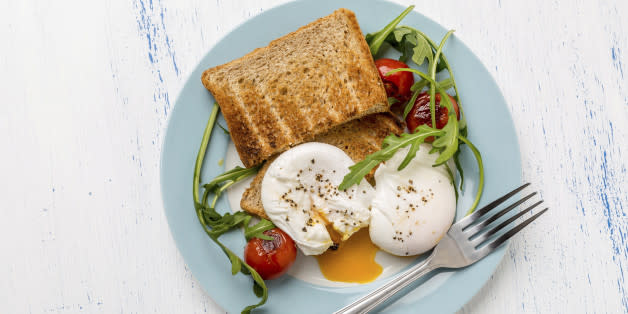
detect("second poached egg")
[369,144,456,256]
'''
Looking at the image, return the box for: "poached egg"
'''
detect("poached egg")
[369,144,456,256]
[261,142,375,255]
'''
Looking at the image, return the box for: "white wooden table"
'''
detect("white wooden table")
[2,0,626,313]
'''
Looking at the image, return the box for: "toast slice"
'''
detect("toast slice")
[240,113,404,219]
[202,8,388,168]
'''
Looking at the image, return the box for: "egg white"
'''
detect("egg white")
[225,142,420,287]
[261,142,374,256]
[369,144,456,256]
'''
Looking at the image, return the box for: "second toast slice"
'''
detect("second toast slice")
[240,113,404,219]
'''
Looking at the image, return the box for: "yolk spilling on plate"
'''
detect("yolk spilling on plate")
[315,228,382,283]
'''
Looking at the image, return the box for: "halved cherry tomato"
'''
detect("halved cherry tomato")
[406,92,460,140]
[244,228,297,280]
[375,58,414,103]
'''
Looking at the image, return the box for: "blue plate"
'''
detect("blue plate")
[160,0,521,312]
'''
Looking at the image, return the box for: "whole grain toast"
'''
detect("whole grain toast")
[202,8,388,168]
[240,113,404,219]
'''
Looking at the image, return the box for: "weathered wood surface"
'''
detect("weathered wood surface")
[1,0,626,312]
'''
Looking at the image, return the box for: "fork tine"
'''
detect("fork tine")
[475,207,548,258]
[471,200,544,246]
[463,192,538,236]
[458,182,531,228]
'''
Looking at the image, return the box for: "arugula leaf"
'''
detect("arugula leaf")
[386,67,445,125]
[363,25,485,215]
[411,79,429,92]
[241,266,268,314]
[201,169,275,240]
[365,5,415,56]
[204,211,251,238]
[458,102,468,130]
[444,163,459,202]
[397,36,413,63]
[387,97,399,106]
[410,33,433,66]
[430,90,459,165]
[202,166,261,213]
[201,164,275,241]
[431,112,458,165]
[388,29,413,61]
[245,219,275,241]
[429,82,437,128]
[403,88,421,119]
[458,135,484,215]
[411,78,453,93]
[428,30,455,128]
[228,248,242,275]
[193,103,274,313]
[398,26,462,106]
[338,126,443,190]
[402,77,457,121]
[217,122,230,135]
[398,139,422,170]
[383,27,433,68]
[204,166,258,192]
[338,159,382,191]
[193,104,220,207]
[386,67,435,85]
[430,30,454,78]
[437,77,454,91]
[453,149,465,190]
[252,281,264,298]
[208,233,269,314]
[392,27,412,42]
[385,69,460,168]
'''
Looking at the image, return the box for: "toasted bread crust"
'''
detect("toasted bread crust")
[240,113,404,219]
[202,9,388,168]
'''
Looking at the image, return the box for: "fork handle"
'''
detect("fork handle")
[334,254,439,314]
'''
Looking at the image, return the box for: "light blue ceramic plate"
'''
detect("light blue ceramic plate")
[161,0,521,313]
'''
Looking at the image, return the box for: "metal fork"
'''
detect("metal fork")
[335,183,548,314]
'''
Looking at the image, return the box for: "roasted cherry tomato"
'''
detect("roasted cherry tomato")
[244,228,297,280]
[406,92,460,139]
[375,58,414,103]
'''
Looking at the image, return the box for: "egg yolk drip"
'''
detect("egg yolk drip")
[315,228,382,283]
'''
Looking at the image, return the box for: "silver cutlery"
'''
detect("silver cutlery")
[335,183,547,314]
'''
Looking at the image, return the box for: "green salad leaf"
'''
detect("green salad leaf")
[193,103,275,313]
[204,166,258,193]
[245,219,275,241]
[338,125,443,190]
[431,91,459,166]
[403,87,421,119]
[458,135,484,215]
[365,5,415,55]
[387,26,433,67]
[341,6,485,215]
[217,122,230,135]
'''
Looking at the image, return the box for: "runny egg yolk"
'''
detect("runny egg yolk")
[315,228,382,283]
